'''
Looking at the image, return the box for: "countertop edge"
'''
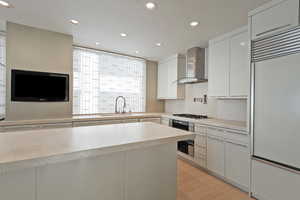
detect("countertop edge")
[0,134,194,173]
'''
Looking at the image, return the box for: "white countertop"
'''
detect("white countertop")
[0,122,194,167]
[0,113,247,132]
[162,114,247,132]
[0,113,163,126]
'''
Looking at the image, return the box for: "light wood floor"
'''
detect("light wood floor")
[177,159,254,200]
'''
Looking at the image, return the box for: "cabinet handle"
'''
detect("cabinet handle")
[256,24,291,37]
[226,140,248,148]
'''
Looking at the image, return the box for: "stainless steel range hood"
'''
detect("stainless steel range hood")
[178,47,207,84]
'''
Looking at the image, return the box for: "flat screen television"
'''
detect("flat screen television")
[11,70,69,102]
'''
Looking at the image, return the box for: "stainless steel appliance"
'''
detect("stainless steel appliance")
[170,119,195,157]
[173,114,208,119]
[178,47,207,84]
[251,26,300,172]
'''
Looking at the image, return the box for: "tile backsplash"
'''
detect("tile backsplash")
[165,82,247,122]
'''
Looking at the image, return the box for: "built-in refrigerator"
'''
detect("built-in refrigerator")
[251,26,300,171]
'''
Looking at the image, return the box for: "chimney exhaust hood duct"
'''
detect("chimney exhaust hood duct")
[178,47,207,84]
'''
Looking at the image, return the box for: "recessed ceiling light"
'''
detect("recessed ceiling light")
[190,21,199,27]
[146,2,156,10]
[240,42,246,46]
[135,51,139,54]
[70,19,79,25]
[0,0,10,7]
[95,42,100,45]
[120,33,127,37]
[156,43,162,47]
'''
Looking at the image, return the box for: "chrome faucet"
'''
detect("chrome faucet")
[115,96,127,113]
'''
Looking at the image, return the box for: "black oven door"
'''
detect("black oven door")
[171,120,194,157]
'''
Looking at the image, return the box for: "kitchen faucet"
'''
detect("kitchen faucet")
[115,96,127,113]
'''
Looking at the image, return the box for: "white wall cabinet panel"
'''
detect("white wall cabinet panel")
[207,135,225,177]
[208,27,249,98]
[157,55,185,99]
[3,122,72,132]
[37,153,125,200]
[122,119,139,123]
[225,141,249,190]
[252,159,300,200]
[157,62,168,99]
[0,168,35,200]
[72,120,123,127]
[208,39,229,97]
[229,31,249,96]
[250,0,299,40]
[139,118,161,124]
[126,143,177,200]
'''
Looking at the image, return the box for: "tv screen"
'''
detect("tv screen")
[11,70,69,102]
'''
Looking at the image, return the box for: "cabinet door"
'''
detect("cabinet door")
[122,119,139,123]
[73,120,123,127]
[161,118,170,126]
[139,118,161,124]
[207,135,225,177]
[251,0,299,39]
[229,31,249,97]
[225,140,249,190]
[167,59,178,99]
[208,39,229,97]
[157,62,168,99]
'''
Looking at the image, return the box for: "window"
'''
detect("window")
[73,47,146,115]
[0,33,5,118]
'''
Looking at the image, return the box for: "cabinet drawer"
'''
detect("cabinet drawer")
[207,127,225,138]
[122,119,139,123]
[195,125,207,134]
[3,123,73,132]
[195,146,206,157]
[139,118,161,124]
[224,131,249,145]
[251,0,299,39]
[73,120,123,127]
[194,156,207,168]
[195,134,207,147]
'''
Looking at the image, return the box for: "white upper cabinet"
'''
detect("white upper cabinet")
[208,39,229,97]
[249,0,299,40]
[229,31,249,96]
[208,26,249,98]
[157,55,185,99]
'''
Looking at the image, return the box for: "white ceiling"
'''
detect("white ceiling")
[0,0,271,61]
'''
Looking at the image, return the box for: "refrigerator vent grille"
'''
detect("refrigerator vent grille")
[252,26,300,62]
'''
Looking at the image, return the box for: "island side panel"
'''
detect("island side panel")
[0,168,36,200]
[125,142,177,200]
[0,141,178,200]
[36,152,125,200]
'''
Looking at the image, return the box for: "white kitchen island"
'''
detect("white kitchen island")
[0,122,194,200]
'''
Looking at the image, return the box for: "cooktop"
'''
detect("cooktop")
[173,114,208,119]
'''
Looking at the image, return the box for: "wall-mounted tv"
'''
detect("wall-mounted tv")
[11,70,69,102]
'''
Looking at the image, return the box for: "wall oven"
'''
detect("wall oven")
[170,119,195,157]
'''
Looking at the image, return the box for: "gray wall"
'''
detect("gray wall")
[6,22,73,120]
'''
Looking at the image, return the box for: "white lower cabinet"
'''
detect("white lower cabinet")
[2,122,73,132]
[161,118,170,126]
[225,140,249,191]
[139,118,161,124]
[207,135,225,177]
[122,119,139,123]
[72,120,124,127]
[204,127,249,191]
